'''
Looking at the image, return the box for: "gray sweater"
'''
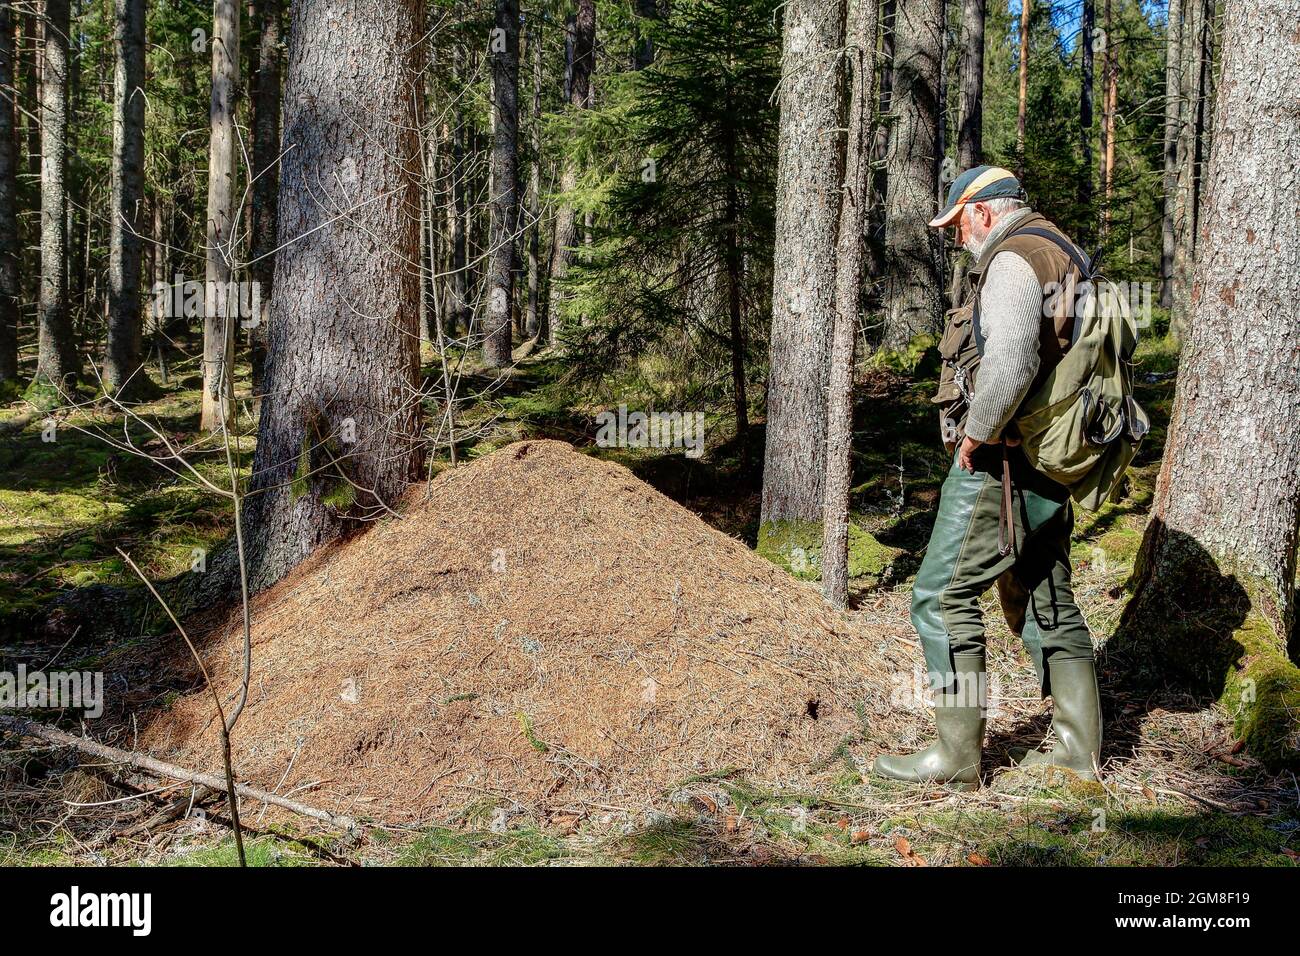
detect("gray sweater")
[965,209,1043,443]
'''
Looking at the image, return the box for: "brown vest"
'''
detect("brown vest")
[934,213,1086,450]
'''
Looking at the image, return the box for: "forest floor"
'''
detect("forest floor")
[1,330,1298,866]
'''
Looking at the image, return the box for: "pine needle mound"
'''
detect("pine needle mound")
[140,440,903,824]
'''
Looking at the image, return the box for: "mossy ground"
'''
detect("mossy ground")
[0,347,252,632]
[3,329,1298,867]
[756,519,900,583]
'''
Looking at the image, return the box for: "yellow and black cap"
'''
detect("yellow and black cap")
[928,165,1025,228]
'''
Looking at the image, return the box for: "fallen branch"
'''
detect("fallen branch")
[0,716,358,832]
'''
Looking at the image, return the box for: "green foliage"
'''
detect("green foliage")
[554,0,780,413]
[974,1,1166,277]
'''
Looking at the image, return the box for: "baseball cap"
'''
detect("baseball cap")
[929,165,1025,228]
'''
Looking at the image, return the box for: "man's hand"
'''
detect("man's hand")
[958,435,982,473]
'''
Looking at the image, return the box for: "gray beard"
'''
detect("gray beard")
[963,235,984,257]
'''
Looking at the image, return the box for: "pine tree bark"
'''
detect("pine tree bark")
[200,0,239,430]
[449,58,468,338]
[956,0,983,171]
[1121,0,1300,764]
[0,5,19,387]
[865,0,893,280]
[1015,0,1030,177]
[722,85,749,444]
[823,0,878,608]
[249,0,282,389]
[484,0,519,368]
[1159,0,1183,310]
[33,0,75,391]
[1171,0,1211,328]
[545,0,594,347]
[880,0,943,352]
[525,18,542,339]
[1099,0,1116,237]
[632,0,660,69]
[105,0,148,398]
[1078,0,1094,240]
[21,12,39,183]
[761,0,846,527]
[241,0,425,593]
[949,0,983,307]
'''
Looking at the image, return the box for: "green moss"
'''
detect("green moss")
[517,711,548,753]
[21,378,66,412]
[757,519,900,583]
[867,332,939,374]
[1116,540,1300,770]
[1220,614,1300,769]
[0,378,22,403]
[160,837,314,867]
[395,825,573,867]
[319,480,356,511]
[290,430,312,501]
[901,798,1300,867]
[1094,528,1142,567]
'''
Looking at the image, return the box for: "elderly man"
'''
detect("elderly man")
[872,166,1102,789]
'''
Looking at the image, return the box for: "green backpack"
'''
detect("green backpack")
[1009,230,1150,510]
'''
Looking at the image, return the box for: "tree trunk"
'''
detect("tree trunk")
[949,0,983,307]
[241,0,425,593]
[545,0,594,347]
[151,196,169,384]
[1171,0,1211,328]
[422,68,438,344]
[201,0,240,430]
[33,0,75,391]
[880,0,943,352]
[105,0,148,398]
[484,0,519,368]
[525,18,541,339]
[1078,0,1093,242]
[823,0,878,608]
[1120,0,1300,767]
[632,0,660,69]
[721,67,749,446]
[450,66,468,338]
[249,0,282,389]
[760,0,846,528]
[0,5,19,387]
[866,0,893,280]
[1099,0,1116,238]
[22,10,39,182]
[1159,0,1183,310]
[956,0,983,171]
[1015,0,1030,177]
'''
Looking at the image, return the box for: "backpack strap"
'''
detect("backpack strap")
[1009,227,1094,280]
[973,223,1092,357]
[972,221,1085,353]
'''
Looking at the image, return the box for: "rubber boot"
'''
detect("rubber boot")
[872,652,986,790]
[1019,656,1103,780]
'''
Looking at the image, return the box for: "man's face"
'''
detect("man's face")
[956,202,995,254]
